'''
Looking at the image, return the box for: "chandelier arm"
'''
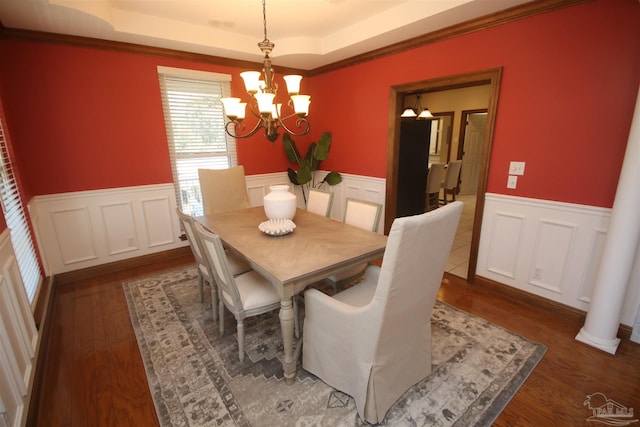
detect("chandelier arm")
[246,99,262,120]
[277,114,310,137]
[224,118,265,139]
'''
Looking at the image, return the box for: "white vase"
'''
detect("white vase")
[263,185,297,220]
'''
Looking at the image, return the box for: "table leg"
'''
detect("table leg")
[279,297,296,384]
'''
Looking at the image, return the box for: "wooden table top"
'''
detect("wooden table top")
[197,207,387,292]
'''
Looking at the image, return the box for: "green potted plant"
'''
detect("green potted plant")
[283,131,342,205]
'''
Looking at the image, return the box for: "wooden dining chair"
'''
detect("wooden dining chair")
[425,163,445,211]
[306,188,334,217]
[198,165,250,214]
[195,222,297,363]
[176,209,251,308]
[324,198,382,292]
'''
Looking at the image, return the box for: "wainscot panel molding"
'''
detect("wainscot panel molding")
[29,184,185,276]
[246,172,386,234]
[0,229,38,427]
[477,193,618,319]
[28,174,387,276]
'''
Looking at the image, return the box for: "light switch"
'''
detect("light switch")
[509,161,526,175]
[507,175,517,189]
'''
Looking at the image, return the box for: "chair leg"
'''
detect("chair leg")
[237,319,245,363]
[210,282,218,320]
[293,297,300,339]
[198,272,204,302]
[219,294,225,335]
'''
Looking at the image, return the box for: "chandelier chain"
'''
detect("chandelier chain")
[262,0,269,42]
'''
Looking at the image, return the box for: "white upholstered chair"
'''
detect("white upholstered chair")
[425,163,445,211]
[440,160,462,205]
[196,222,297,363]
[198,165,250,215]
[303,202,463,424]
[323,198,382,292]
[306,188,334,217]
[176,209,251,307]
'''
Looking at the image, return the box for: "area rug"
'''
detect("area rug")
[123,266,546,427]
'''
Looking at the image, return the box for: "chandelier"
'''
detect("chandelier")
[220,0,311,143]
[401,94,434,119]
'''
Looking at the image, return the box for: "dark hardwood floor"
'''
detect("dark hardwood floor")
[30,250,640,426]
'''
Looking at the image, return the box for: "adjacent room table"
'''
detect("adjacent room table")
[197,206,387,383]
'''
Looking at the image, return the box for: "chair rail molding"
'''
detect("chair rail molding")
[477,193,640,327]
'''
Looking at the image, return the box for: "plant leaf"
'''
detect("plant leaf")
[297,160,313,185]
[313,132,332,161]
[287,168,299,185]
[304,143,319,172]
[322,171,342,186]
[283,134,301,164]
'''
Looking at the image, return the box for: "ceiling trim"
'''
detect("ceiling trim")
[308,0,590,76]
[0,0,590,77]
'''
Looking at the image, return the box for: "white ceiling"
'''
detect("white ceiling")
[0,0,532,70]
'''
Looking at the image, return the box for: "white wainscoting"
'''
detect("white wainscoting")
[28,173,387,276]
[0,229,38,427]
[29,184,185,276]
[477,193,614,313]
[246,172,386,233]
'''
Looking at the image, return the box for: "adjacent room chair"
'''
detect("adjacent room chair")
[198,165,250,214]
[440,160,462,204]
[306,188,334,217]
[303,202,463,424]
[425,163,445,211]
[323,198,382,292]
[196,222,296,363]
[176,209,251,308]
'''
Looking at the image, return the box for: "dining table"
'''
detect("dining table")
[197,206,388,383]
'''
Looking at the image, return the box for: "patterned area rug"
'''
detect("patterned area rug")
[123,266,546,426]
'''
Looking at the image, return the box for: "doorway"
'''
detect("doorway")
[385,68,502,282]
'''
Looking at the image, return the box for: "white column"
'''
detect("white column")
[576,86,640,354]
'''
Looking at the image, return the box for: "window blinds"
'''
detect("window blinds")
[0,116,42,304]
[158,67,237,217]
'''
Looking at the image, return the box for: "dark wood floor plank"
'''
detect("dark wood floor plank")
[31,251,640,426]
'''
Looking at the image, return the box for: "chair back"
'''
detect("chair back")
[176,209,208,271]
[343,198,382,232]
[195,222,243,309]
[198,165,250,215]
[307,189,334,217]
[443,160,462,190]
[426,163,445,194]
[374,202,462,347]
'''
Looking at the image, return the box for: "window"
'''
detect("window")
[0,114,42,304]
[158,67,237,216]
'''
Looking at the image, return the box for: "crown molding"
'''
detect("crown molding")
[0,0,591,77]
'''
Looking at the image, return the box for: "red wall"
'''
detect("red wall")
[310,0,640,207]
[0,0,638,208]
[0,43,294,200]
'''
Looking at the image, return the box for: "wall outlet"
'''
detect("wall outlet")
[507,175,517,189]
[533,267,543,280]
[509,161,526,175]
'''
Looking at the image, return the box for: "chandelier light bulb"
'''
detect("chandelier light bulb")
[291,95,310,116]
[255,92,276,115]
[283,75,302,95]
[240,71,261,94]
